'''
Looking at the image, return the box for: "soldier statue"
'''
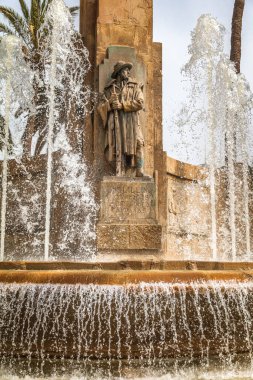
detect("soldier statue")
[98,61,145,177]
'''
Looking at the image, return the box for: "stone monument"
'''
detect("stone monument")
[80,0,212,259]
[96,48,162,253]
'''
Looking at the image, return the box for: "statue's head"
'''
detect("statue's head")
[111,61,133,79]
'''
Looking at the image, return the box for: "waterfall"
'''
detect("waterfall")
[1,281,253,377]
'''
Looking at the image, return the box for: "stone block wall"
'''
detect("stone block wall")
[164,157,212,260]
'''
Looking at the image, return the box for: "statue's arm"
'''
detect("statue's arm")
[122,85,144,112]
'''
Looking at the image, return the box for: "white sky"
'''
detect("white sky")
[1,0,253,163]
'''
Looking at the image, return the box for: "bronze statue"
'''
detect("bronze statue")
[98,61,145,177]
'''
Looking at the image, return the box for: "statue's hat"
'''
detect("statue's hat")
[111,61,133,78]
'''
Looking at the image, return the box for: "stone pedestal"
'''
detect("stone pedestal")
[97,177,162,252]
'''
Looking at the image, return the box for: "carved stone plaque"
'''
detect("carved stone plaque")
[100,176,156,223]
[97,176,162,251]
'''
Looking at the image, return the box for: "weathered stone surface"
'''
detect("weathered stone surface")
[164,158,211,260]
[97,224,161,250]
[100,176,156,222]
[97,224,129,250]
[97,176,162,251]
[2,260,253,271]
[129,224,161,249]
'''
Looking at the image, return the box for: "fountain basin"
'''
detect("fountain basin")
[1,260,253,366]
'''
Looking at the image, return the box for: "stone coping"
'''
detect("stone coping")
[102,176,153,182]
[0,268,252,285]
[1,260,253,271]
[166,156,207,181]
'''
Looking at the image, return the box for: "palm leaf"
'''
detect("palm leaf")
[41,0,47,11]
[41,0,53,22]
[30,0,41,48]
[31,0,39,27]
[0,7,29,45]
[0,22,15,35]
[18,0,29,22]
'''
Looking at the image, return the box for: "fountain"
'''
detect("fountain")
[178,15,253,261]
[1,0,253,379]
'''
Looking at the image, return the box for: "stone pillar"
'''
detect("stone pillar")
[80,0,165,255]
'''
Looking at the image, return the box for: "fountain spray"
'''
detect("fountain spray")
[179,15,252,260]
[0,38,13,261]
[40,0,97,260]
[182,15,225,259]
[44,11,58,261]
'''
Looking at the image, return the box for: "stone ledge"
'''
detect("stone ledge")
[1,260,253,271]
[166,156,207,181]
[0,268,252,284]
[102,176,153,182]
[97,223,162,250]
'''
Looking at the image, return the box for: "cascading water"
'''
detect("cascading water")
[0,36,34,261]
[237,77,252,256]
[0,37,13,262]
[0,0,97,261]
[177,15,252,260]
[43,3,59,261]
[1,280,253,378]
[35,0,97,261]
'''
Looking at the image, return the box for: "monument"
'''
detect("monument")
[96,55,162,254]
[80,0,211,259]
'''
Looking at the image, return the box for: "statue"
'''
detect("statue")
[98,61,145,177]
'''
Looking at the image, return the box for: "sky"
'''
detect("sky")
[0,0,253,164]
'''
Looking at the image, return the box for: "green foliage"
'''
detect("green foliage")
[0,1,79,51]
[0,0,80,155]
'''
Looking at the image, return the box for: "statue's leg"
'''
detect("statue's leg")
[121,154,126,176]
[136,140,144,177]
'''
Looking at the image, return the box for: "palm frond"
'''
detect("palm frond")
[40,0,51,26]
[30,0,41,48]
[19,0,29,22]
[0,7,29,45]
[31,0,39,27]
[41,0,47,12]
[0,22,15,36]
[41,0,52,15]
